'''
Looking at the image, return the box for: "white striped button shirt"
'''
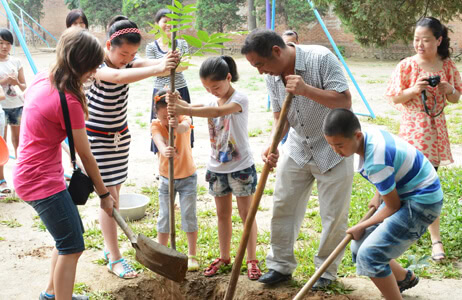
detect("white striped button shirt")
[266,44,349,173]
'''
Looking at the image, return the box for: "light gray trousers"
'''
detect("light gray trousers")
[266,153,354,280]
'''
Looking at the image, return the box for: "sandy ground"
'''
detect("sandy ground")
[0,48,461,299]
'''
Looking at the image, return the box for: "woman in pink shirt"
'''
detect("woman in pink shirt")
[13,28,115,300]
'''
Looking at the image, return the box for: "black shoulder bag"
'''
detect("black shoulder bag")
[59,91,94,205]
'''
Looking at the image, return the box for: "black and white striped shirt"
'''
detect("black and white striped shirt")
[266,44,349,174]
[85,61,133,132]
[145,39,188,90]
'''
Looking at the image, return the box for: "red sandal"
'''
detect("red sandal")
[247,260,261,280]
[204,258,231,277]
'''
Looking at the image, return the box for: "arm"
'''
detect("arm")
[285,75,352,109]
[154,64,188,77]
[72,128,115,216]
[152,132,176,158]
[347,188,401,240]
[439,81,460,104]
[95,52,179,84]
[11,67,26,91]
[260,110,289,169]
[390,76,429,104]
[174,116,191,135]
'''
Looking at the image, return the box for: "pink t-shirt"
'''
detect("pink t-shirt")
[13,72,86,201]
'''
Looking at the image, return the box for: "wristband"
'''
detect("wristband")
[99,192,111,199]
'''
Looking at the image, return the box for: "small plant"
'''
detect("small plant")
[366,79,386,84]
[83,221,104,250]
[32,218,47,232]
[248,128,263,137]
[135,119,147,128]
[0,218,22,228]
[197,185,207,196]
[0,236,5,241]
[0,195,21,203]
[263,188,274,196]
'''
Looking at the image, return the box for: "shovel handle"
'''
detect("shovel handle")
[224,93,294,300]
[112,208,137,245]
[292,207,376,300]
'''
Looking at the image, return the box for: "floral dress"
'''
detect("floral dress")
[386,56,462,166]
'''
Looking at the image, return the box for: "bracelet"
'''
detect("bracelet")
[451,86,456,95]
[99,192,111,199]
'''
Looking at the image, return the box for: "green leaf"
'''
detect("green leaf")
[197,30,209,42]
[179,19,193,25]
[181,7,196,14]
[167,20,180,25]
[208,37,233,44]
[166,5,181,13]
[210,32,227,39]
[183,4,196,9]
[179,61,195,67]
[181,34,203,48]
[202,48,220,54]
[180,15,194,20]
[170,25,192,33]
[174,0,183,9]
[204,43,226,49]
[165,13,180,19]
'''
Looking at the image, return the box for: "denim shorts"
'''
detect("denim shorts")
[26,189,85,255]
[158,173,198,233]
[351,199,442,278]
[3,106,23,126]
[205,165,257,197]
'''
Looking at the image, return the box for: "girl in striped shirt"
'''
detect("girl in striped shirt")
[86,15,178,279]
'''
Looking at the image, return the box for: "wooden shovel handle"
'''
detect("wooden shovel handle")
[292,207,376,300]
[112,208,137,245]
[168,24,178,250]
[224,93,294,300]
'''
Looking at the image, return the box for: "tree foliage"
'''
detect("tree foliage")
[122,0,172,29]
[64,0,79,10]
[314,0,462,47]
[11,0,44,22]
[254,0,327,31]
[80,0,122,27]
[196,0,246,33]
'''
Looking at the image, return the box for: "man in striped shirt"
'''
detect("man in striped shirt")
[242,29,353,288]
[323,108,443,300]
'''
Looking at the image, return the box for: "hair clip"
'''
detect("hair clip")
[154,94,166,103]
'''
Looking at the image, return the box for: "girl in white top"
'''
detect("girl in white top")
[167,56,261,280]
[0,28,26,194]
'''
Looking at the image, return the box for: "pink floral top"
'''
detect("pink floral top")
[386,56,462,166]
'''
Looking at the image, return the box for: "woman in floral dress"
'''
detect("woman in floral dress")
[386,17,461,262]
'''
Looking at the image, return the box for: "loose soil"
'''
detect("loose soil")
[0,48,461,299]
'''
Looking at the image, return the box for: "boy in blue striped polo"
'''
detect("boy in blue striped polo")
[323,108,443,300]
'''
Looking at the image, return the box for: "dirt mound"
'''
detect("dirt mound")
[111,273,358,300]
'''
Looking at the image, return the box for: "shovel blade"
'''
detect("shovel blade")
[135,233,188,282]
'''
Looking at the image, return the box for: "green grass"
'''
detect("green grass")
[83,221,104,250]
[32,215,46,232]
[0,236,5,241]
[362,115,400,135]
[135,119,148,129]
[446,102,462,144]
[366,79,386,84]
[73,282,113,300]
[197,185,207,196]
[0,195,21,203]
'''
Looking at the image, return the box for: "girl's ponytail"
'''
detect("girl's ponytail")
[199,56,239,82]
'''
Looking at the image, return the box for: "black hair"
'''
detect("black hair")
[155,9,170,24]
[66,9,89,28]
[107,15,141,47]
[241,29,286,58]
[283,30,298,41]
[199,56,239,82]
[0,28,13,44]
[416,17,451,59]
[153,89,168,111]
[322,108,361,138]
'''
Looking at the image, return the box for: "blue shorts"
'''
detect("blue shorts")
[26,189,85,255]
[351,199,442,278]
[3,106,23,126]
[205,165,258,197]
[158,173,198,233]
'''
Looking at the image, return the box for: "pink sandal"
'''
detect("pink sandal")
[247,260,261,280]
[204,258,231,277]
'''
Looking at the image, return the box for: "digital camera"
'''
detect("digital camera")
[426,75,440,87]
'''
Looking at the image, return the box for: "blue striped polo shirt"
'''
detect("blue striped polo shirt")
[358,128,443,204]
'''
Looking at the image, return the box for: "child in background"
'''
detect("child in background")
[86,15,179,279]
[151,90,199,271]
[167,56,261,280]
[0,28,27,194]
[323,108,443,300]
[66,9,88,29]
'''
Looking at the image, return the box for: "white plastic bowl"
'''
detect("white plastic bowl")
[119,193,150,221]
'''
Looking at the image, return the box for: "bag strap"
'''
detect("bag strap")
[59,91,77,170]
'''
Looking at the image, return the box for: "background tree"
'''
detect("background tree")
[314,0,462,47]
[80,0,122,27]
[12,0,44,23]
[247,0,256,30]
[196,0,246,33]
[64,0,79,10]
[123,0,171,29]
[254,0,326,32]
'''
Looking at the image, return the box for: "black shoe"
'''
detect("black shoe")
[397,269,419,293]
[258,269,292,285]
[312,277,333,290]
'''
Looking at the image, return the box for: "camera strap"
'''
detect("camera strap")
[420,90,444,118]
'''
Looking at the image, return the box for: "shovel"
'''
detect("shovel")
[292,207,376,300]
[112,209,188,282]
[224,93,294,300]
